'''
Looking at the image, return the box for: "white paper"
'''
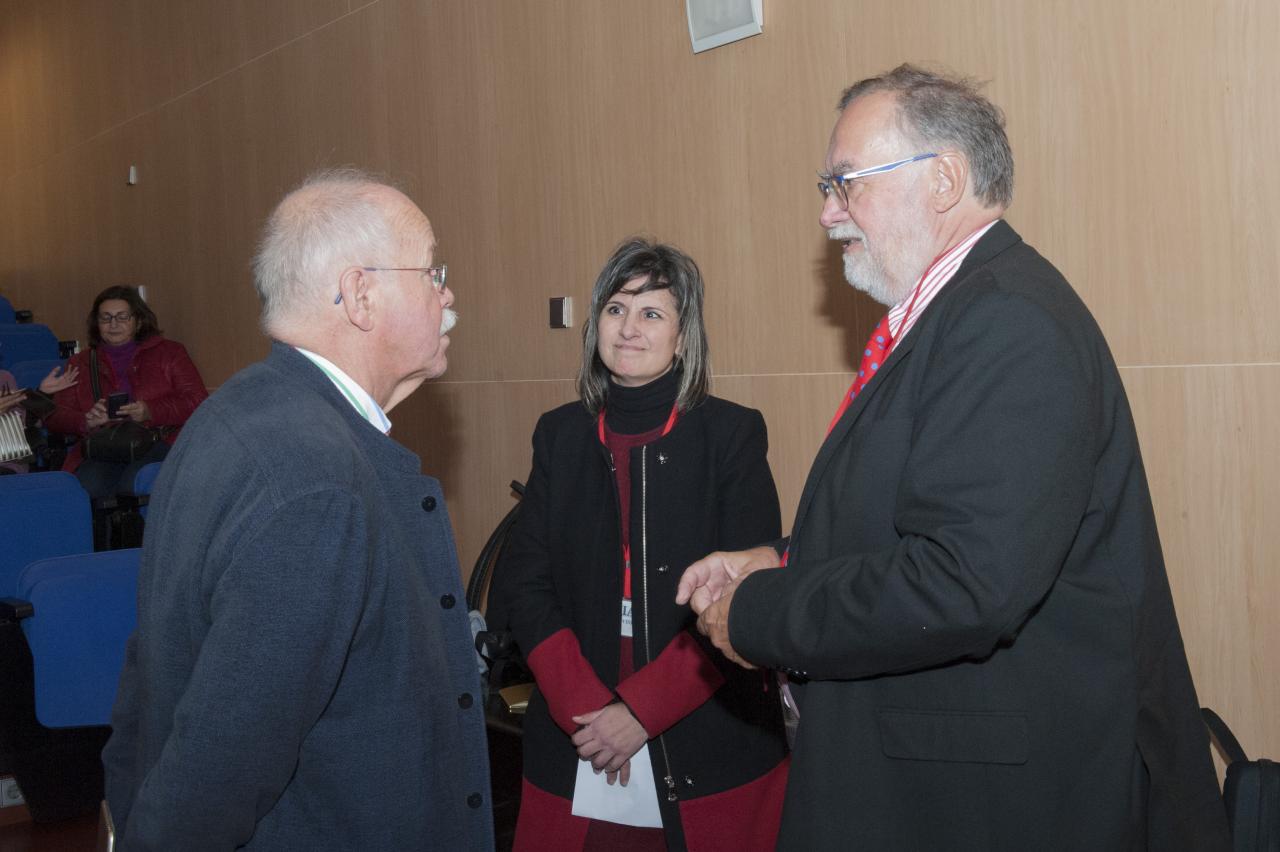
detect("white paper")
[571,742,663,828]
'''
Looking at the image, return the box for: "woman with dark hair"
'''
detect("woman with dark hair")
[493,238,789,851]
[45,285,207,497]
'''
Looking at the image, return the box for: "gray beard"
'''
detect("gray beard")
[829,220,928,308]
[842,250,909,307]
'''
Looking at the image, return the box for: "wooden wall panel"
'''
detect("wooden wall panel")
[3,3,402,382]
[397,378,580,571]
[0,0,1275,769]
[0,0,351,176]
[1124,364,1280,765]
[712,373,854,520]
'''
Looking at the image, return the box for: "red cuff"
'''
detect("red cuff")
[526,628,615,734]
[615,631,725,737]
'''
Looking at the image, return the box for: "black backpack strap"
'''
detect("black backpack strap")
[1202,707,1249,764]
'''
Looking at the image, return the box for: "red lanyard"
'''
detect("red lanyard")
[597,403,679,445]
[599,404,679,599]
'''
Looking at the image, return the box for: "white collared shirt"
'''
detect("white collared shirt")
[887,219,999,351]
[294,347,392,434]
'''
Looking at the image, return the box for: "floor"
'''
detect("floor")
[0,811,97,852]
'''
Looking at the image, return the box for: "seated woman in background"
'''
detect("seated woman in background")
[45,285,207,498]
[492,238,789,851]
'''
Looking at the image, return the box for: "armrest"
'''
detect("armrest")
[0,597,34,621]
[97,798,116,852]
[93,494,150,511]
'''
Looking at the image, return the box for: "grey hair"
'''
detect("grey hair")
[838,64,1014,208]
[578,238,710,415]
[252,167,404,331]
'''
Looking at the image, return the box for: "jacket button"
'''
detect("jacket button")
[421,496,437,511]
[683,775,694,787]
[656,564,669,574]
[467,792,483,809]
[458,692,473,709]
[440,594,456,609]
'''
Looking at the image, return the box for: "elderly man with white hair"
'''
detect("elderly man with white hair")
[103,169,492,851]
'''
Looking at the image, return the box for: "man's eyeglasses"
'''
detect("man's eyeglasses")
[97,312,134,325]
[817,153,938,209]
[334,265,448,305]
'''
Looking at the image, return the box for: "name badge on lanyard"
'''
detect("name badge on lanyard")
[620,599,633,638]
[599,405,677,643]
[620,545,633,637]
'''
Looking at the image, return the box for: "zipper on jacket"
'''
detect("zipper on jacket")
[640,447,679,802]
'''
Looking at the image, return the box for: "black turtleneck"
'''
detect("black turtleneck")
[603,367,680,436]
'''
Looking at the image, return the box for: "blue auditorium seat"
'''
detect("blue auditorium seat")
[0,323,59,368]
[0,547,139,821]
[16,548,141,728]
[0,472,94,596]
[129,461,164,520]
[130,461,163,496]
[0,296,14,323]
[9,358,67,391]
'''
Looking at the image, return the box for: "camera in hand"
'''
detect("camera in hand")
[107,392,129,419]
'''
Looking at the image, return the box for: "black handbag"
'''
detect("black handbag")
[18,388,56,420]
[83,420,161,463]
[1203,707,1280,851]
[82,349,162,464]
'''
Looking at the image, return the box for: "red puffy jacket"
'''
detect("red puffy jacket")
[45,335,208,471]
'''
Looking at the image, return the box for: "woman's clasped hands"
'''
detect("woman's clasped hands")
[571,702,648,787]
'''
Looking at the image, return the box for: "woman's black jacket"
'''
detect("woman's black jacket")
[491,394,787,829]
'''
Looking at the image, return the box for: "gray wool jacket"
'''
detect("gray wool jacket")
[103,343,493,851]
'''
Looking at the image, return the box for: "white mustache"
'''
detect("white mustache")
[828,224,864,242]
[439,308,457,336]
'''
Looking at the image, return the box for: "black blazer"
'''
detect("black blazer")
[730,222,1229,851]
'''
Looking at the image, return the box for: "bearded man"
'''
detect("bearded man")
[678,66,1228,852]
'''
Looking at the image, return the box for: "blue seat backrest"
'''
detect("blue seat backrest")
[0,472,93,596]
[130,461,165,520]
[17,548,142,728]
[0,324,59,368]
[131,461,163,495]
[10,358,67,391]
[0,296,14,323]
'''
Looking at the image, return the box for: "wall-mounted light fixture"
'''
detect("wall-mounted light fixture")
[687,0,763,54]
